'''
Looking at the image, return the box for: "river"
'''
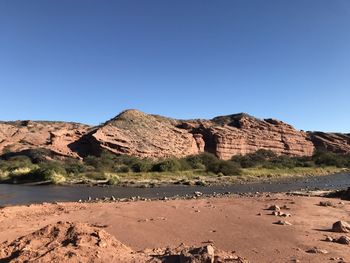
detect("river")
[0,173,350,206]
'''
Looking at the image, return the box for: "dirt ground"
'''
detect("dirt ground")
[0,193,349,262]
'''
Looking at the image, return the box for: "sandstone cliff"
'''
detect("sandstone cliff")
[0,110,349,160]
[73,110,314,159]
[0,121,90,158]
[308,132,350,154]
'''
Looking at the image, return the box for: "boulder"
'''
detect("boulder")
[332,221,350,233]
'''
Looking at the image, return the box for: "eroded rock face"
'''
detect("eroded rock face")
[88,110,200,159]
[309,132,350,154]
[0,110,349,160]
[183,114,314,159]
[0,121,90,159]
[80,111,315,159]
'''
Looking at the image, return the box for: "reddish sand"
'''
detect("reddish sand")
[0,194,350,262]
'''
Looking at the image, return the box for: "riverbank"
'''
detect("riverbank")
[1,171,350,206]
[1,193,350,262]
[1,166,346,187]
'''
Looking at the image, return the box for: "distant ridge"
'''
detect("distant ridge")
[0,109,349,160]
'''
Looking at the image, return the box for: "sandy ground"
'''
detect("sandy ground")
[0,194,350,262]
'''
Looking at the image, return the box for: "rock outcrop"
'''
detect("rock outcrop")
[308,132,350,154]
[0,121,90,159]
[0,110,349,160]
[180,113,315,159]
[85,110,200,159]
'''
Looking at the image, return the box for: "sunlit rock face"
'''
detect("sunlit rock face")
[308,132,350,154]
[2,110,349,160]
[79,110,315,160]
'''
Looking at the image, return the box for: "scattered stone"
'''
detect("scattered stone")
[332,221,350,233]
[274,220,292,226]
[319,201,333,207]
[325,236,333,242]
[330,257,345,261]
[340,187,350,200]
[267,205,280,211]
[271,211,291,217]
[194,191,203,197]
[281,205,291,210]
[179,245,215,263]
[305,247,328,254]
[335,236,350,245]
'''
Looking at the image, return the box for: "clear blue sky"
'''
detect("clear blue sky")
[0,1,349,132]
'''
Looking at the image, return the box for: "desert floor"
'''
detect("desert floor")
[0,193,349,262]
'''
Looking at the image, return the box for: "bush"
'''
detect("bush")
[84,153,115,172]
[153,159,182,172]
[184,155,205,170]
[115,165,130,173]
[312,151,347,167]
[131,160,153,172]
[218,161,241,175]
[64,159,86,174]
[0,155,34,171]
[206,160,241,176]
[198,153,220,170]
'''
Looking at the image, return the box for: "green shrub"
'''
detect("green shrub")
[64,159,86,174]
[115,165,130,173]
[153,159,182,172]
[206,160,241,176]
[131,160,153,172]
[0,155,34,171]
[312,151,347,167]
[184,155,205,169]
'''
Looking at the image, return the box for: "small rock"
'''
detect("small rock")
[325,236,333,242]
[332,221,350,233]
[330,257,345,261]
[281,205,291,210]
[335,236,350,245]
[319,201,333,207]
[267,205,280,211]
[274,220,292,226]
[305,247,328,254]
[194,191,203,197]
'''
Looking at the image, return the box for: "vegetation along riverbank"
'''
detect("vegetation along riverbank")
[0,149,349,186]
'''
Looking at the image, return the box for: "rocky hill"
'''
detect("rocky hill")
[0,121,90,159]
[0,110,349,160]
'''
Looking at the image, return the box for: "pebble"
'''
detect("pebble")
[305,248,328,254]
[274,220,292,226]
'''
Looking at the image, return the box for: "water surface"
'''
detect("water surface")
[0,173,349,206]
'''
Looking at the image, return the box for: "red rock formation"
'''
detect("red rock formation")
[88,110,200,159]
[83,111,315,160]
[0,121,90,158]
[181,114,315,159]
[0,110,349,160]
[309,132,350,154]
